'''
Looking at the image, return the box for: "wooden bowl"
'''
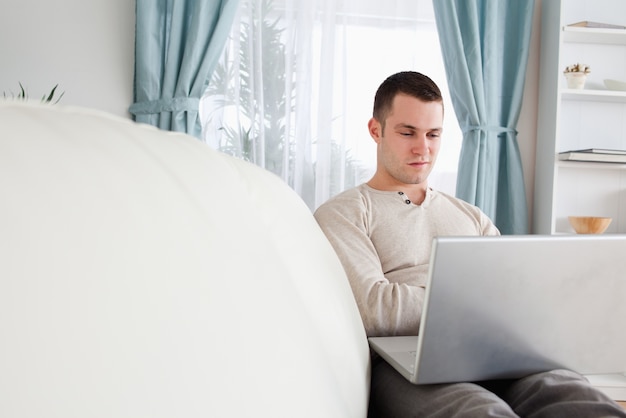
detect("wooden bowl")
[568,216,612,234]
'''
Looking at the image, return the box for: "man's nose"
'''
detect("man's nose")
[411,136,428,154]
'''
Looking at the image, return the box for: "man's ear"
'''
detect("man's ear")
[368,117,382,143]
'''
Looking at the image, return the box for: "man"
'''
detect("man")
[314,71,626,417]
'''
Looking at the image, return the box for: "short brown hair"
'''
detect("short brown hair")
[372,71,443,130]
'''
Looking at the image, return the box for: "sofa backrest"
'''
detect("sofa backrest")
[0,103,370,417]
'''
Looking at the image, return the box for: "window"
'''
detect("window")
[200,0,461,210]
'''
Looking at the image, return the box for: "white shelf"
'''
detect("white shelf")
[534,1,626,235]
[563,26,626,45]
[561,89,626,102]
[557,160,626,170]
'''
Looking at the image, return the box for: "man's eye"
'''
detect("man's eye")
[400,131,414,137]
[428,132,441,138]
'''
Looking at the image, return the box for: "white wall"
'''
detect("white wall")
[0,0,135,117]
[0,0,542,229]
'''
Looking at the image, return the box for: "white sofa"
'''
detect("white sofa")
[0,103,370,417]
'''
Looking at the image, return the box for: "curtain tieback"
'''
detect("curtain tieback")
[463,125,518,135]
[129,97,200,115]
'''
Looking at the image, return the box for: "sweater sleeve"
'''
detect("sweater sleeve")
[314,195,424,337]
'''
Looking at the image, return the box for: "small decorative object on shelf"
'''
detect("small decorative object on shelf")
[568,216,612,234]
[563,63,591,89]
[603,79,626,91]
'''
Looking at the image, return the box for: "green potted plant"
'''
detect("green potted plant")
[2,82,64,103]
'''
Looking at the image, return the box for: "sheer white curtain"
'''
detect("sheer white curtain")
[200,0,461,210]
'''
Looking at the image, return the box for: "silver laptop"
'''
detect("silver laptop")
[368,234,626,385]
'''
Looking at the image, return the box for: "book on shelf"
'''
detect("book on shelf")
[567,21,626,30]
[572,148,626,155]
[559,148,626,163]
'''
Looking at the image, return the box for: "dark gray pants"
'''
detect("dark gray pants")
[369,359,626,417]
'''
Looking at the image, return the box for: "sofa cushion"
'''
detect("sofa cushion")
[0,103,370,417]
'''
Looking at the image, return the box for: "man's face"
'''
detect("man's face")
[368,93,443,187]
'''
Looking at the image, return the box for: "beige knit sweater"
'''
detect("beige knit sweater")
[314,184,499,337]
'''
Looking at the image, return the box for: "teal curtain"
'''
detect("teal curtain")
[130,0,239,137]
[432,0,534,234]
